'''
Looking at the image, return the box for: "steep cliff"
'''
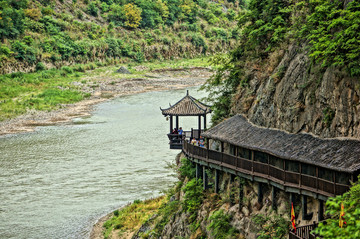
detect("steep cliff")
[231,43,360,138]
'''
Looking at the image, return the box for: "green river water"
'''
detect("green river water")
[0,87,209,239]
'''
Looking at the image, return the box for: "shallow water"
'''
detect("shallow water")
[0,88,209,239]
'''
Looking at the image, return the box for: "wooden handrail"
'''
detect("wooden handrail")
[183,141,349,198]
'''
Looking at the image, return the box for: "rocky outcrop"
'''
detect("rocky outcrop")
[231,43,360,139]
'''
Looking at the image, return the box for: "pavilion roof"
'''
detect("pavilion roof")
[202,115,360,173]
[161,91,212,116]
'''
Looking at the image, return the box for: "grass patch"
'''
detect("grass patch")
[103,196,166,239]
[0,56,215,121]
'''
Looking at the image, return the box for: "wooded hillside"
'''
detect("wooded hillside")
[0,0,243,73]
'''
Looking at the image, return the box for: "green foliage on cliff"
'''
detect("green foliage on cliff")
[300,0,360,76]
[252,214,289,239]
[183,178,204,222]
[203,0,360,124]
[0,0,242,73]
[207,209,239,238]
[314,176,360,239]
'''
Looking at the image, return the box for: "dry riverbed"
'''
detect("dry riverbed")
[0,67,212,136]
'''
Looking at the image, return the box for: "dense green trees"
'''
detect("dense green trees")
[0,0,240,72]
[315,176,360,239]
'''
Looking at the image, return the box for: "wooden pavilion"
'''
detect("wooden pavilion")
[160,90,212,149]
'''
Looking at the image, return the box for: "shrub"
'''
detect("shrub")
[24,8,42,21]
[207,210,237,239]
[87,2,99,17]
[179,158,196,179]
[61,66,74,74]
[123,3,142,29]
[183,178,203,222]
[35,62,47,71]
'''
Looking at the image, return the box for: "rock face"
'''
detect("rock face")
[231,43,360,139]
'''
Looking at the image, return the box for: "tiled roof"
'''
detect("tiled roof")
[203,115,360,173]
[161,91,211,116]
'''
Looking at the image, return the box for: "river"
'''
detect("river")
[0,87,210,239]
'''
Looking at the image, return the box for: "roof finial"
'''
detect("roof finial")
[187,90,189,96]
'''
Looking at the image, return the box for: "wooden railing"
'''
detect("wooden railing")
[183,141,350,198]
[289,222,319,239]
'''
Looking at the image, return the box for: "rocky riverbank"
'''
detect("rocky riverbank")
[0,67,212,136]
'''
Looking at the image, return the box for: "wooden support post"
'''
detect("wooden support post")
[215,169,220,193]
[318,200,324,221]
[203,165,208,190]
[196,163,203,180]
[272,186,277,211]
[230,174,236,183]
[302,195,308,220]
[204,114,207,130]
[176,116,179,130]
[258,182,263,204]
[198,115,201,133]
[239,178,244,211]
[229,174,236,206]
[170,116,173,134]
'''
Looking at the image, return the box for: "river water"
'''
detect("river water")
[0,87,209,239]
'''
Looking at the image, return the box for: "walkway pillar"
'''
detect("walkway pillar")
[239,178,244,211]
[257,183,263,204]
[229,174,236,206]
[196,163,203,180]
[272,186,277,210]
[203,165,208,190]
[175,116,179,130]
[318,200,324,221]
[302,195,308,220]
[215,169,220,193]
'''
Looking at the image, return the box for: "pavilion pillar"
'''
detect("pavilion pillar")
[170,116,173,133]
[203,165,208,190]
[176,116,179,129]
[198,115,202,134]
[215,169,220,193]
[204,114,207,130]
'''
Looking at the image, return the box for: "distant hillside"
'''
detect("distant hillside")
[0,0,243,74]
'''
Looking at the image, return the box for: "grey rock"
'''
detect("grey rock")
[116,66,132,74]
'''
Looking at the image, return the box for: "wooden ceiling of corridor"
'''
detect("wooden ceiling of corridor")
[202,115,360,173]
[161,92,212,116]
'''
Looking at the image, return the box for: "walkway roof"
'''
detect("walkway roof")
[203,115,360,173]
[161,91,212,116]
